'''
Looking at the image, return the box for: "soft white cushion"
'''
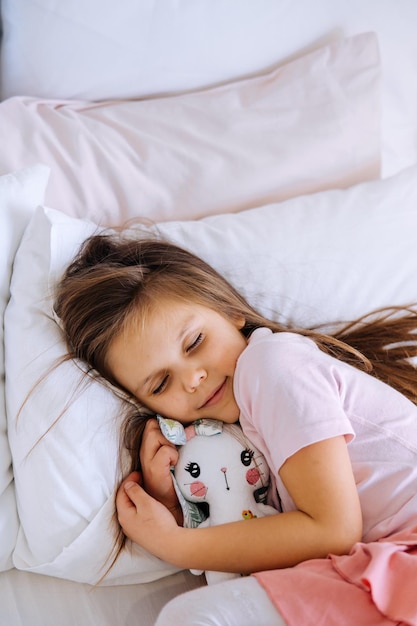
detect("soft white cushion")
[5,165,417,583]
[4,206,183,585]
[0,33,380,225]
[0,164,50,571]
[1,0,416,176]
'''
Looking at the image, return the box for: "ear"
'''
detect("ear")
[234,315,245,330]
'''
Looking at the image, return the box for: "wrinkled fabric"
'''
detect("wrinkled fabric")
[255,526,417,625]
[331,526,417,624]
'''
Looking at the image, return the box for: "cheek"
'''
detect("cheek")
[246,467,261,485]
[144,390,185,416]
[189,481,207,498]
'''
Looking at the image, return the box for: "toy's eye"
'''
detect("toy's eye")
[185,462,200,478]
[241,448,254,467]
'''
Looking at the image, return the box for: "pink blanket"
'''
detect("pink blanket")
[254,526,417,625]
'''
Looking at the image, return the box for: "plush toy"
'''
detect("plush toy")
[158,416,278,585]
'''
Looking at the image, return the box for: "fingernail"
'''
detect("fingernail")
[124,481,136,490]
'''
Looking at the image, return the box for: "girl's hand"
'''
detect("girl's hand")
[116,473,183,559]
[140,419,183,523]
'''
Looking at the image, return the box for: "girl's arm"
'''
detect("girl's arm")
[116,435,362,573]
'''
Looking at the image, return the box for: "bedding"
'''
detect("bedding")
[0,33,380,225]
[1,1,417,625]
[5,165,417,585]
[0,164,50,572]
[254,526,417,625]
[0,567,206,626]
[1,0,417,178]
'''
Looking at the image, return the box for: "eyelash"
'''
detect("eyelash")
[152,376,168,395]
[152,333,204,395]
[186,333,203,352]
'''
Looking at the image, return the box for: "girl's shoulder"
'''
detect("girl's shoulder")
[237,328,325,385]
[245,328,319,357]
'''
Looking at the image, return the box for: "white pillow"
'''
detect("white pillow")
[4,206,184,585]
[1,0,416,176]
[0,33,380,225]
[0,164,50,572]
[5,165,417,583]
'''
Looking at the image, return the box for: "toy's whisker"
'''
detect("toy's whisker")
[252,458,268,486]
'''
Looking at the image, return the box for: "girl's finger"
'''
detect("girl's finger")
[116,471,142,509]
[124,470,142,485]
[116,481,137,512]
[124,480,156,508]
[141,420,177,458]
[155,443,179,468]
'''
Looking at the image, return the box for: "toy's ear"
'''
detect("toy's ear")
[158,415,224,445]
[157,415,187,445]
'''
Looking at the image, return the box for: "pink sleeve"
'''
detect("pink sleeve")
[235,332,355,476]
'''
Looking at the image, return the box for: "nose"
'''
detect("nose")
[183,366,207,393]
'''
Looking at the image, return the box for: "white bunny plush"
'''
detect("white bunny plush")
[158,417,278,584]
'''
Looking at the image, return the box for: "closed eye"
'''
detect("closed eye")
[152,375,169,395]
[186,333,203,353]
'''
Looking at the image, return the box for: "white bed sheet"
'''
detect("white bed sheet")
[0,568,206,626]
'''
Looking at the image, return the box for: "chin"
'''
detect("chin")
[220,409,240,424]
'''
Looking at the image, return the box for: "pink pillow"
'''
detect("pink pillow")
[0,33,380,226]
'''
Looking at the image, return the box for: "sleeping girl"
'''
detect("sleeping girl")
[54,232,417,626]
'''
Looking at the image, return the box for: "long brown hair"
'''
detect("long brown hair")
[55,230,417,414]
[54,230,417,575]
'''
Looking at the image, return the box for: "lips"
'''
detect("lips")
[200,379,227,409]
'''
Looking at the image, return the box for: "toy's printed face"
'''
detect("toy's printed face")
[175,428,269,505]
[172,423,277,583]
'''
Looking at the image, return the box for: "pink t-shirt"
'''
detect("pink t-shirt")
[234,328,417,542]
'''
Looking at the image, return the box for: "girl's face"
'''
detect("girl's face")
[106,299,248,424]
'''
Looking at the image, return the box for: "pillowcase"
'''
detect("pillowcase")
[5,164,417,584]
[0,33,380,225]
[5,206,185,585]
[0,164,50,571]
[1,0,416,177]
